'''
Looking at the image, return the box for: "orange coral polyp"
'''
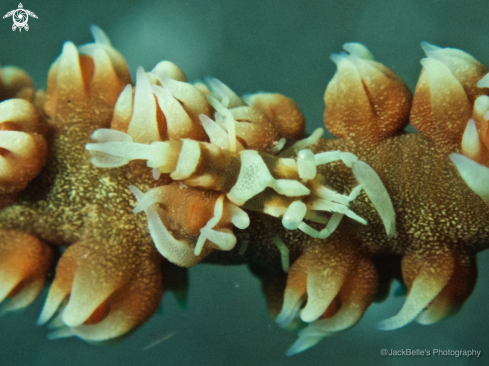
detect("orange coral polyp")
[324,43,412,142]
[244,92,305,141]
[0,98,47,193]
[44,36,130,127]
[0,231,54,313]
[0,65,35,101]
[1,27,489,357]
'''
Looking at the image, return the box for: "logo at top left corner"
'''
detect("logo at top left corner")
[2,3,38,32]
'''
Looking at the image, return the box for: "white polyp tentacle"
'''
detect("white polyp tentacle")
[151,61,186,82]
[206,95,237,152]
[91,47,118,85]
[462,94,489,163]
[343,42,374,60]
[170,139,200,180]
[199,114,230,150]
[214,112,226,128]
[112,84,133,127]
[198,227,236,252]
[89,24,112,46]
[145,71,163,85]
[280,128,324,156]
[450,153,489,204]
[128,185,247,260]
[152,168,161,180]
[128,185,143,201]
[132,186,166,213]
[128,186,196,266]
[269,138,287,155]
[474,95,489,116]
[462,119,482,160]
[194,235,207,257]
[157,74,210,116]
[130,186,243,260]
[127,67,160,143]
[152,84,194,137]
[276,290,306,328]
[210,194,225,227]
[202,112,245,151]
[206,77,247,108]
[273,237,290,273]
[297,149,317,180]
[77,26,112,56]
[477,72,489,88]
[219,95,229,108]
[54,44,84,97]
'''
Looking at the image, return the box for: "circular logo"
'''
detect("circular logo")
[12,9,28,28]
[3,4,38,32]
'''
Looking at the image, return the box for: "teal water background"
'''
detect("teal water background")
[1,0,489,365]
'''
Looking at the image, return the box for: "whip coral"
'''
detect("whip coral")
[0,26,488,355]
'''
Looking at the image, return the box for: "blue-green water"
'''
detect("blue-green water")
[1,0,489,364]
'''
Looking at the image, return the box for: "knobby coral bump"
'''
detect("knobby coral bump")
[0,26,488,355]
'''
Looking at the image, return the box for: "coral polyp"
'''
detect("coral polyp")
[0,26,488,355]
